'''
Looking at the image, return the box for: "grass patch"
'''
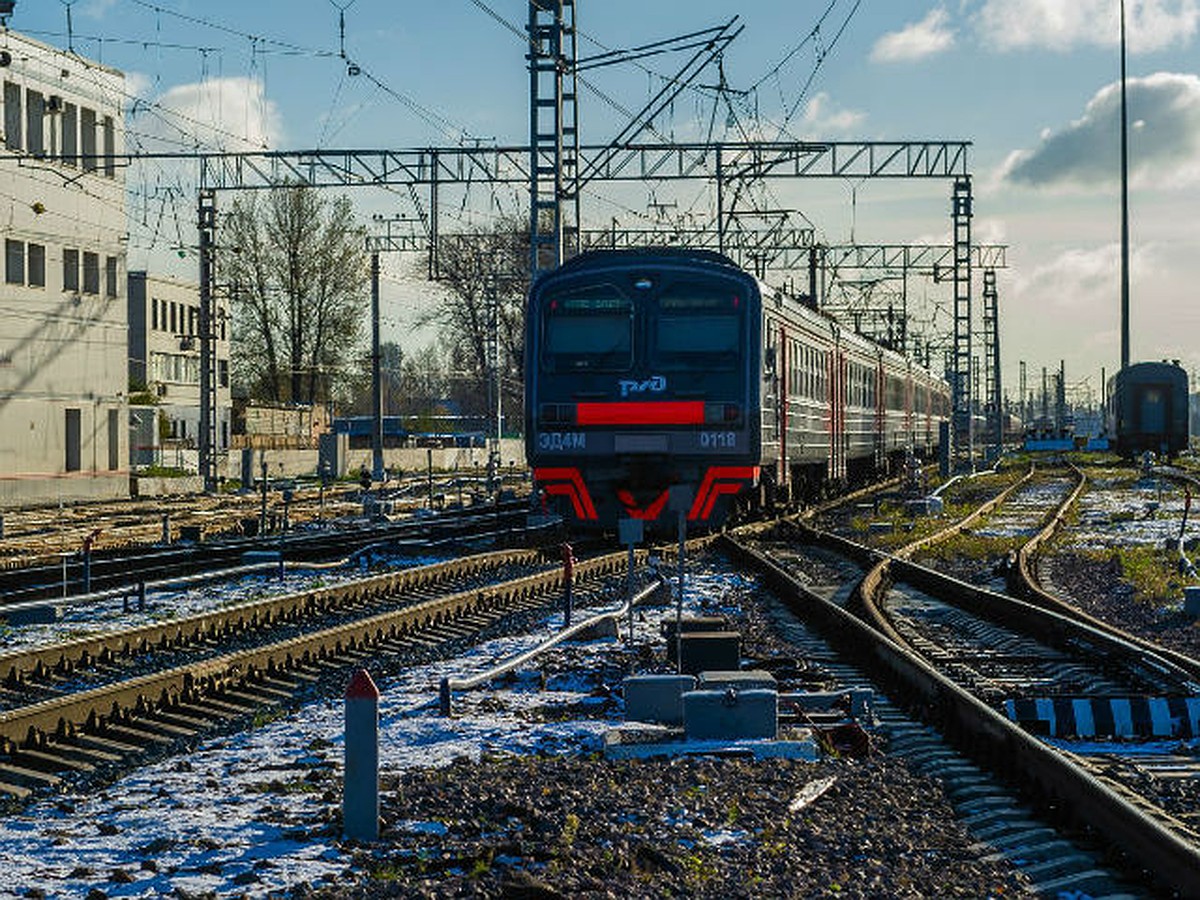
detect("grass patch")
[1107,545,1186,604]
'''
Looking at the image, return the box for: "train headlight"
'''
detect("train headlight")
[540,403,576,425]
[704,403,742,425]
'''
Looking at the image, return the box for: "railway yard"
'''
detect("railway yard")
[0,456,1198,898]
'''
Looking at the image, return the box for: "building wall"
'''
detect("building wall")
[127,271,232,468]
[0,32,128,506]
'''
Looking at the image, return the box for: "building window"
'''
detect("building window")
[218,358,229,387]
[80,107,97,173]
[63,248,79,292]
[5,239,23,285]
[102,115,115,178]
[152,298,159,331]
[108,408,119,471]
[25,89,44,157]
[27,243,45,288]
[62,102,77,166]
[105,256,118,298]
[65,408,82,472]
[188,306,196,336]
[82,251,100,294]
[3,81,22,151]
[170,302,177,334]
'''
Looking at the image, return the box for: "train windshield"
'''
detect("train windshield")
[542,284,633,371]
[655,284,741,370]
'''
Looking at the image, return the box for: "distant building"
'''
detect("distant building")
[0,30,127,505]
[127,271,232,469]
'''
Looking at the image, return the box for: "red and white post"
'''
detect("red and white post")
[343,668,380,841]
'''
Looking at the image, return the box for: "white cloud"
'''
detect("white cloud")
[124,71,152,102]
[80,0,118,19]
[976,0,1199,53]
[138,77,283,152]
[1000,72,1200,189]
[870,8,956,62]
[799,92,866,133]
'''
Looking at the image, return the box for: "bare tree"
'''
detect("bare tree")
[418,218,529,419]
[224,185,369,405]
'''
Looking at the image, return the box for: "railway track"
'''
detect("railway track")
[0,540,651,804]
[730,465,1200,897]
[0,499,535,605]
[725,530,1145,897]
[0,472,530,570]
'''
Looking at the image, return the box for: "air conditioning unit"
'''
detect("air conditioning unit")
[47,95,63,113]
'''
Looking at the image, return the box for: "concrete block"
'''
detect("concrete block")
[678,632,740,675]
[623,675,696,726]
[698,670,777,692]
[662,616,729,662]
[684,688,778,741]
[1185,586,1200,618]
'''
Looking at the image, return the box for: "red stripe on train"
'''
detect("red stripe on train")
[575,401,704,426]
[688,466,759,521]
[534,467,598,520]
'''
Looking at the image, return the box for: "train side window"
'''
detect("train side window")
[542,285,633,372]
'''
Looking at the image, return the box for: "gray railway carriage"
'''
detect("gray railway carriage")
[525,249,949,531]
[1107,361,1189,458]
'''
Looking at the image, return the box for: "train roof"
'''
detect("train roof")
[548,247,743,275]
[535,247,947,386]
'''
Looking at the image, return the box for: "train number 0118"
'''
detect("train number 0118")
[699,431,737,449]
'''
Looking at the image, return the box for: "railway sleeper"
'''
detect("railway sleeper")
[0,761,61,788]
[181,694,256,718]
[0,779,32,800]
[238,678,298,702]
[11,746,95,774]
[122,715,194,740]
[45,738,122,764]
[97,722,174,746]
[147,708,210,733]
[217,687,281,709]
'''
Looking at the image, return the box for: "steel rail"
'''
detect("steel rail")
[0,545,639,755]
[0,547,542,689]
[0,501,532,604]
[722,532,1200,899]
[1012,463,1200,682]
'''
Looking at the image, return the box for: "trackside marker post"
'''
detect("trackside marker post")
[344,668,380,841]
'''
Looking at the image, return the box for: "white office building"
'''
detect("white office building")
[127,271,232,471]
[0,29,127,505]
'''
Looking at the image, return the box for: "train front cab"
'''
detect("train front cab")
[526,253,762,532]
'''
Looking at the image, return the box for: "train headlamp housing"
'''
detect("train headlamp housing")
[704,403,743,426]
[539,403,576,425]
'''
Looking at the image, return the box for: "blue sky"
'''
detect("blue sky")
[10,0,1200,405]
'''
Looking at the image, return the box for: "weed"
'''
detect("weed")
[559,812,580,849]
[724,799,740,826]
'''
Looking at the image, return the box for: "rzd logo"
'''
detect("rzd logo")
[618,375,666,398]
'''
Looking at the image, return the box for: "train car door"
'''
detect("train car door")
[874,352,885,473]
[762,314,781,474]
[1138,386,1166,436]
[828,327,846,483]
